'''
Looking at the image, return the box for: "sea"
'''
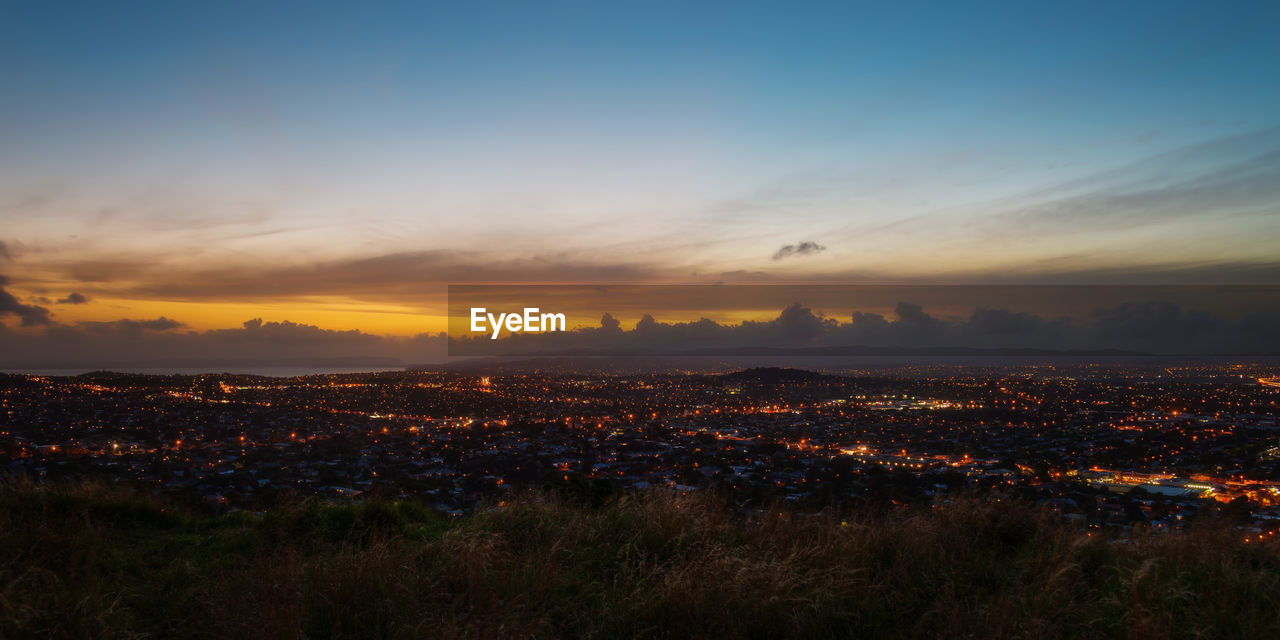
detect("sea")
[1,366,406,378]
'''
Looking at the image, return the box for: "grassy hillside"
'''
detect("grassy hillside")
[2,480,1279,639]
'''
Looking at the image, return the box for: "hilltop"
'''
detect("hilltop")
[712,366,847,385]
[3,480,1279,639]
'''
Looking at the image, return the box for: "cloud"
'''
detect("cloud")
[770,302,833,341]
[772,241,827,261]
[1088,301,1226,354]
[0,240,10,261]
[599,313,622,332]
[57,292,89,304]
[986,128,1280,234]
[0,317,449,369]
[450,299,1280,356]
[79,317,184,333]
[39,244,1278,298]
[958,260,1280,285]
[56,250,678,303]
[3,294,1278,370]
[0,274,52,326]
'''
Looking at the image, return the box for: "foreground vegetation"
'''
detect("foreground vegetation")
[3,481,1279,639]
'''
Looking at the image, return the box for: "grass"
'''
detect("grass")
[2,480,1279,639]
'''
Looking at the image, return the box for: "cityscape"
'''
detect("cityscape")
[6,362,1279,535]
[4,0,1280,636]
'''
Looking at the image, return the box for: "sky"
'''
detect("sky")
[1,1,1279,364]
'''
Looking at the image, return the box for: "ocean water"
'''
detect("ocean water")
[1,366,406,378]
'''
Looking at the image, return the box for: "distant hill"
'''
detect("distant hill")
[713,367,846,385]
[409,351,1180,375]
[680,346,1150,357]
[420,356,660,375]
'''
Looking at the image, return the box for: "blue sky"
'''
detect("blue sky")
[1,0,1279,334]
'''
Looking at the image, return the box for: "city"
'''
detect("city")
[5,362,1278,536]
[5,0,1280,635]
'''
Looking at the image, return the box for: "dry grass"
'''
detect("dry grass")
[2,480,1279,639]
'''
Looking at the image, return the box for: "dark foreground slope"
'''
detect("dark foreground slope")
[3,482,1279,639]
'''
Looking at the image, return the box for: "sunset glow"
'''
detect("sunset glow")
[2,1,1278,364]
